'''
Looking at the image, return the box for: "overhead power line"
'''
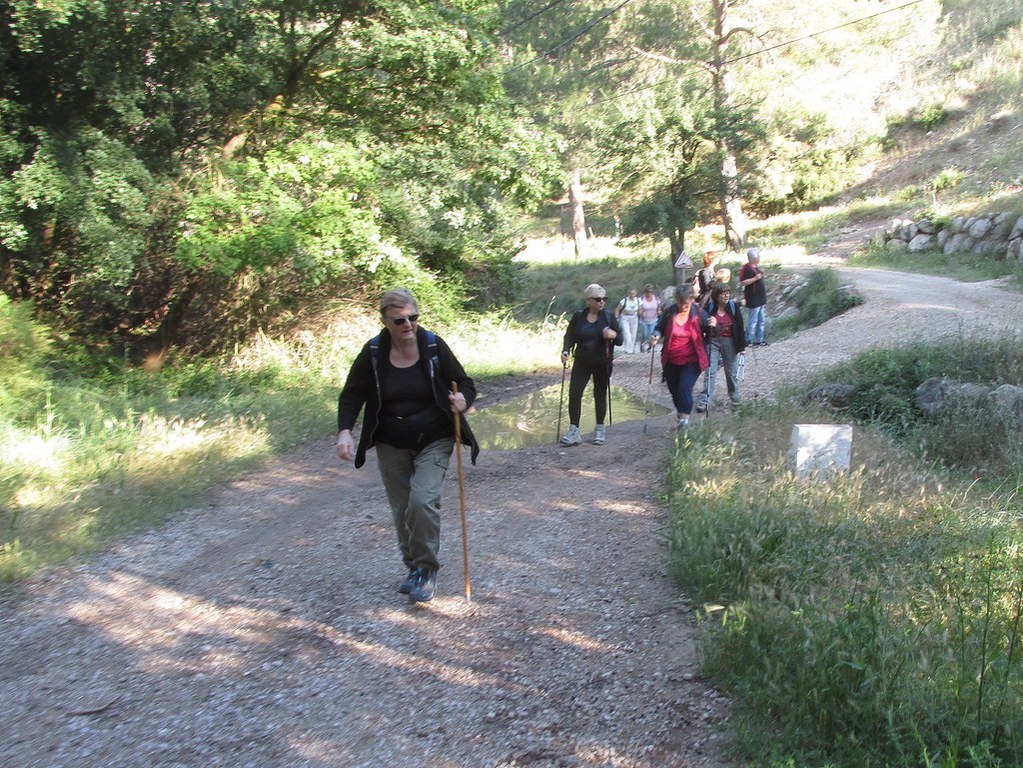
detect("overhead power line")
[500,0,574,37]
[723,0,930,66]
[508,0,639,72]
[585,0,931,106]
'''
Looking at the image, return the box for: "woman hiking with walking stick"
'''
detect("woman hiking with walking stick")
[336,288,479,604]
[559,283,621,446]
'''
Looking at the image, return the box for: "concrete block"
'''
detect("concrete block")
[790,424,853,481]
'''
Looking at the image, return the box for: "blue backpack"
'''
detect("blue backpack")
[368,330,440,380]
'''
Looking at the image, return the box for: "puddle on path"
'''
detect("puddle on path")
[469,384,670,450]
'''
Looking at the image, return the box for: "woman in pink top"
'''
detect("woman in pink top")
[650,284,709,430]
[637,284,661,352]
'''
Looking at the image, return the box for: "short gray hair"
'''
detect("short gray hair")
[747,247,760,261]
[674,284,696,302]
[379,288,417,316]
[583,283,606,299]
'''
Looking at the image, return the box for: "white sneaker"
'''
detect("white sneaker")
[559,425,582,446]
[677,417,690,431]
[593,425,606,445]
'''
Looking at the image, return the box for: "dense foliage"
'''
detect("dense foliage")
[2,0,1020,359]
[0,0,560,359]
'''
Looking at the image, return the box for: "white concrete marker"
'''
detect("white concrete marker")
[790,424,853,481]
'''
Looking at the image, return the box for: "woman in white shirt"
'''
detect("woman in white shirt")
[615,288,640,353]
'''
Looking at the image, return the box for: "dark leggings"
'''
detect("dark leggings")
[663,360,702,416]
[568,359,612,425]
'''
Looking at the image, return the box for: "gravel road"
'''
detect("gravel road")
[2,239,1021,768]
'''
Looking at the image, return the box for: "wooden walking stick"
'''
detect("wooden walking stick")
[451,382,472,602]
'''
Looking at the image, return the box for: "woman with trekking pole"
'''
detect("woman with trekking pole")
[696,283,746,413]
[559,283,621,446]
[650,284,710,431]
[336,288,479,604]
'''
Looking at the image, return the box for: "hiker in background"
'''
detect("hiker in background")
[696,283,746,413]
[700,267,732,311]
[615,287,640,354]
[637,284,662,353]
[560,283,621,446]
[336,287,479,604]
[739,247,768,346]
[696,251,718,302]
[650,284,709,431]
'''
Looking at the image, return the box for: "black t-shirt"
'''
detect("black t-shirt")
[740,264,767,308]
[379,359,433,417]
[573,314,611,364]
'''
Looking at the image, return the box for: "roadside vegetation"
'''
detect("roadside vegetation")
[664,334,1023,767]
[852,239,1023,284]
[0,296,561,582]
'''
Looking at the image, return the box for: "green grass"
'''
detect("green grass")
[768,268,864,342]
[0,303,562,583]
[745,198,907,253]
[665,336,1023,767]
[850,239,1023,285]
[511,234,675,320]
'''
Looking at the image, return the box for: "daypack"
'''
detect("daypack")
[703,299,739,344]
[369,330,448,448]
[369,330,440,377]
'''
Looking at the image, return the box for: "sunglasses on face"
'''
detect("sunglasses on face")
[388,313,419,326]
[590,296,607,302]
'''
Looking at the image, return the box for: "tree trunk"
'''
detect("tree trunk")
[668,226,691,287]
[712,0,748,251]
[719,147,747,249]
[569,168,588,259]
[138,280,202,371]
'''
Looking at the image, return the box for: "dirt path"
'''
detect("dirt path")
[3,232,1022,767]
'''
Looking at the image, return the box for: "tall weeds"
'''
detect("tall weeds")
[666,341,1023,766]
[0,299,560,582]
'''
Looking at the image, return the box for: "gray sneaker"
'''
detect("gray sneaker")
[408,568,436,603]
[593,425,606,445]
[559,425,582,446]
[398,567,421,594]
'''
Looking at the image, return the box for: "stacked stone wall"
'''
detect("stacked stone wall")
[880,211,1023,262]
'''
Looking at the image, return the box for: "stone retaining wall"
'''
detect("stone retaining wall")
[879,211,1023,262]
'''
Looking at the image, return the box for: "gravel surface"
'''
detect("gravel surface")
[3,228,1022,768]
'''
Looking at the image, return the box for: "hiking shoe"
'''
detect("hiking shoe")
[677,417,690,431]
[408,568,436,603]
[593,425,606,445]
[398,567,421,594]
[695,401,707,413]
[559,425,582,446]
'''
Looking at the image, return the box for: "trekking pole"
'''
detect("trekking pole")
[556,356,568,444]
[605,340,613,427]
[705,327,717,423]
[642,341,656,434]
[451,382,472,602]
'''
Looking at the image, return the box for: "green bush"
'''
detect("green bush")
[769,268,863,341]
[0,297,52,423]
[666,413,1023,767]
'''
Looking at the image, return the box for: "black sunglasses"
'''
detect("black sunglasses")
[590,296,607,302]
[388,313,419,326]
